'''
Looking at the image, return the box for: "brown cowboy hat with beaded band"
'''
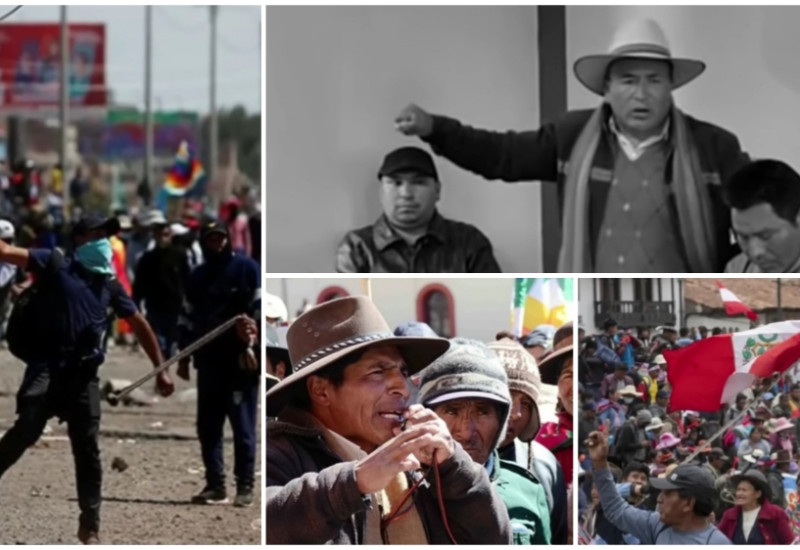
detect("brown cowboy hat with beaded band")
[266,296,450,417]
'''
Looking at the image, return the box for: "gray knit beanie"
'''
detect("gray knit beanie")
[419,338,511,452]
[487,338,542,442]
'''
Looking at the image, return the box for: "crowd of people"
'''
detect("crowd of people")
[0,158,261,544]
[578,318,800,544]
[265,293,573,544]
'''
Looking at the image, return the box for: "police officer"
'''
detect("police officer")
[177,220,260,507]
[0,214,174,544]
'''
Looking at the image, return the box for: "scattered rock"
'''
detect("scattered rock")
[111,457,129,473]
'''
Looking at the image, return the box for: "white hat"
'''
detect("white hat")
[574,18,705,96]
[170,222,189,236]
[0,219,14,241]
[645,416,665,432]
[264,293,288,321]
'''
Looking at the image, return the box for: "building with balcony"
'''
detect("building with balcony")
[578,278,683,334]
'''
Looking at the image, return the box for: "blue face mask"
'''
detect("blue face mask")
[75,238,113,275]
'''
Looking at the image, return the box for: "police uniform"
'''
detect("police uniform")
[179,221,260,505]
[0,243,137,537]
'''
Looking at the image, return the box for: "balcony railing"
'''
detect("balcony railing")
[594,300,675,328]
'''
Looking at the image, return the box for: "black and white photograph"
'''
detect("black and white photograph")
[266,5,800,274]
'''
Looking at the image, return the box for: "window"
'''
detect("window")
[633,279,653,302]
[416,284,455,338]
[598,279,621,302]
[316,286,350,304]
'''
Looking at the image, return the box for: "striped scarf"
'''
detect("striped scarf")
[557,104,717,272]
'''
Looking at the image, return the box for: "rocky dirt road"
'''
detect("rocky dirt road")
[0,347,262,545]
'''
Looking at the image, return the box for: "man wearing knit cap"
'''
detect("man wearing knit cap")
[488,337,568,544]
[395,18,748,273]
[419,338,552,544]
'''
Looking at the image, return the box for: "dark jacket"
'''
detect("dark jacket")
[717,501,794,545]
[267,407,512,544]
[336,211,501,273]
[423,106,748,271]
[133,244,191,314]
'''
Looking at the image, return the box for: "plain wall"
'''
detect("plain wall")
[266,6,543,273]
[566,6,800,171]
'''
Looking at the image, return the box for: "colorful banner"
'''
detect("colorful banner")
[78,110,200,159]
[785,473,800,538]
[0,24,106,109]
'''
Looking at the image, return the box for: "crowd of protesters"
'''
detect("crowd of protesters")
[578,318,800,544]
[266,293,573,544]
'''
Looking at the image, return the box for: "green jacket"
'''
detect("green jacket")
[490,451,552,544]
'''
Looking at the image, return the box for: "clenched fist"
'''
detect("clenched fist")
[394,103,434,137]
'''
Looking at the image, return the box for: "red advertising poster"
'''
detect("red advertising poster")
[0,23,106,109]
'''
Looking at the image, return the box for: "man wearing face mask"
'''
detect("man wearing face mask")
[133,222,191,362]
[177,220,260,507]
[0,214,174,544]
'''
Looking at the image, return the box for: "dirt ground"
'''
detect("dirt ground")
[0,347,262,545]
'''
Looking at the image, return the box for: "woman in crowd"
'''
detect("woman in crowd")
[717,470,794,544]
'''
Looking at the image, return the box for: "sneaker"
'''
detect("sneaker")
[77,526,100,545]
[234,487,254,508]
[191,485,228,505]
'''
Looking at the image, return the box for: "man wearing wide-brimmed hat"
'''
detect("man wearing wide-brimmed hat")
[266,296,512,544]
[395,18,748,273]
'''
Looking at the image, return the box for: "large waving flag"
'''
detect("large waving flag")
[716,280,758,321]
[665,321,800,411]
[163,141,205,197]
[512,278,573,336]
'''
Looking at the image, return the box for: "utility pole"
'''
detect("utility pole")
[209,5,219,212]
[59,6,69,222]
[144,6,154,201]
[777,278,783,321]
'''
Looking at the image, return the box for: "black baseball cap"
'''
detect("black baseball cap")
[378,147,438,180]
[72,214,121,237]
[650,464,716,496]
[266,325,292,373]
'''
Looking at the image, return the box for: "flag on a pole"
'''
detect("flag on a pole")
[511,278,573,336]
[665,321,800,411]
[163,141,205,197]
[716,280,758,321]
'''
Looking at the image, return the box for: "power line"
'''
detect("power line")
[0,5,23,23]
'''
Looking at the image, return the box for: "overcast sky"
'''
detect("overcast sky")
[8,5,261,115]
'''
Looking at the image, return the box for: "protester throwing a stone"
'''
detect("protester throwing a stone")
[0,214,174,544]
[266,296,512,544]
[585,429,731,543]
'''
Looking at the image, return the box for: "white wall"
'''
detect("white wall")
[266,277,528,341]
[566,6,800,171]
[266,6,543,272]
[685,314,749,333]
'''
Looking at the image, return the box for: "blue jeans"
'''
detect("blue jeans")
[196,359,259,490]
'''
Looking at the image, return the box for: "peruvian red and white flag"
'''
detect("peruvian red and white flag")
[716,280,758,321]
[665,321,800,411]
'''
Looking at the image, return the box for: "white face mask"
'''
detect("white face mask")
[623,397,634,404]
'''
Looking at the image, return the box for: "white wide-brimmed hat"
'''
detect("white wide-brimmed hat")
[574,18,706,96]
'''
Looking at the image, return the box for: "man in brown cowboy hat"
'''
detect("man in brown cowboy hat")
[266,296,512,544]
[395,18,748,273]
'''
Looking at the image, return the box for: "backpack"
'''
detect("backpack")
[7,249,65,362]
